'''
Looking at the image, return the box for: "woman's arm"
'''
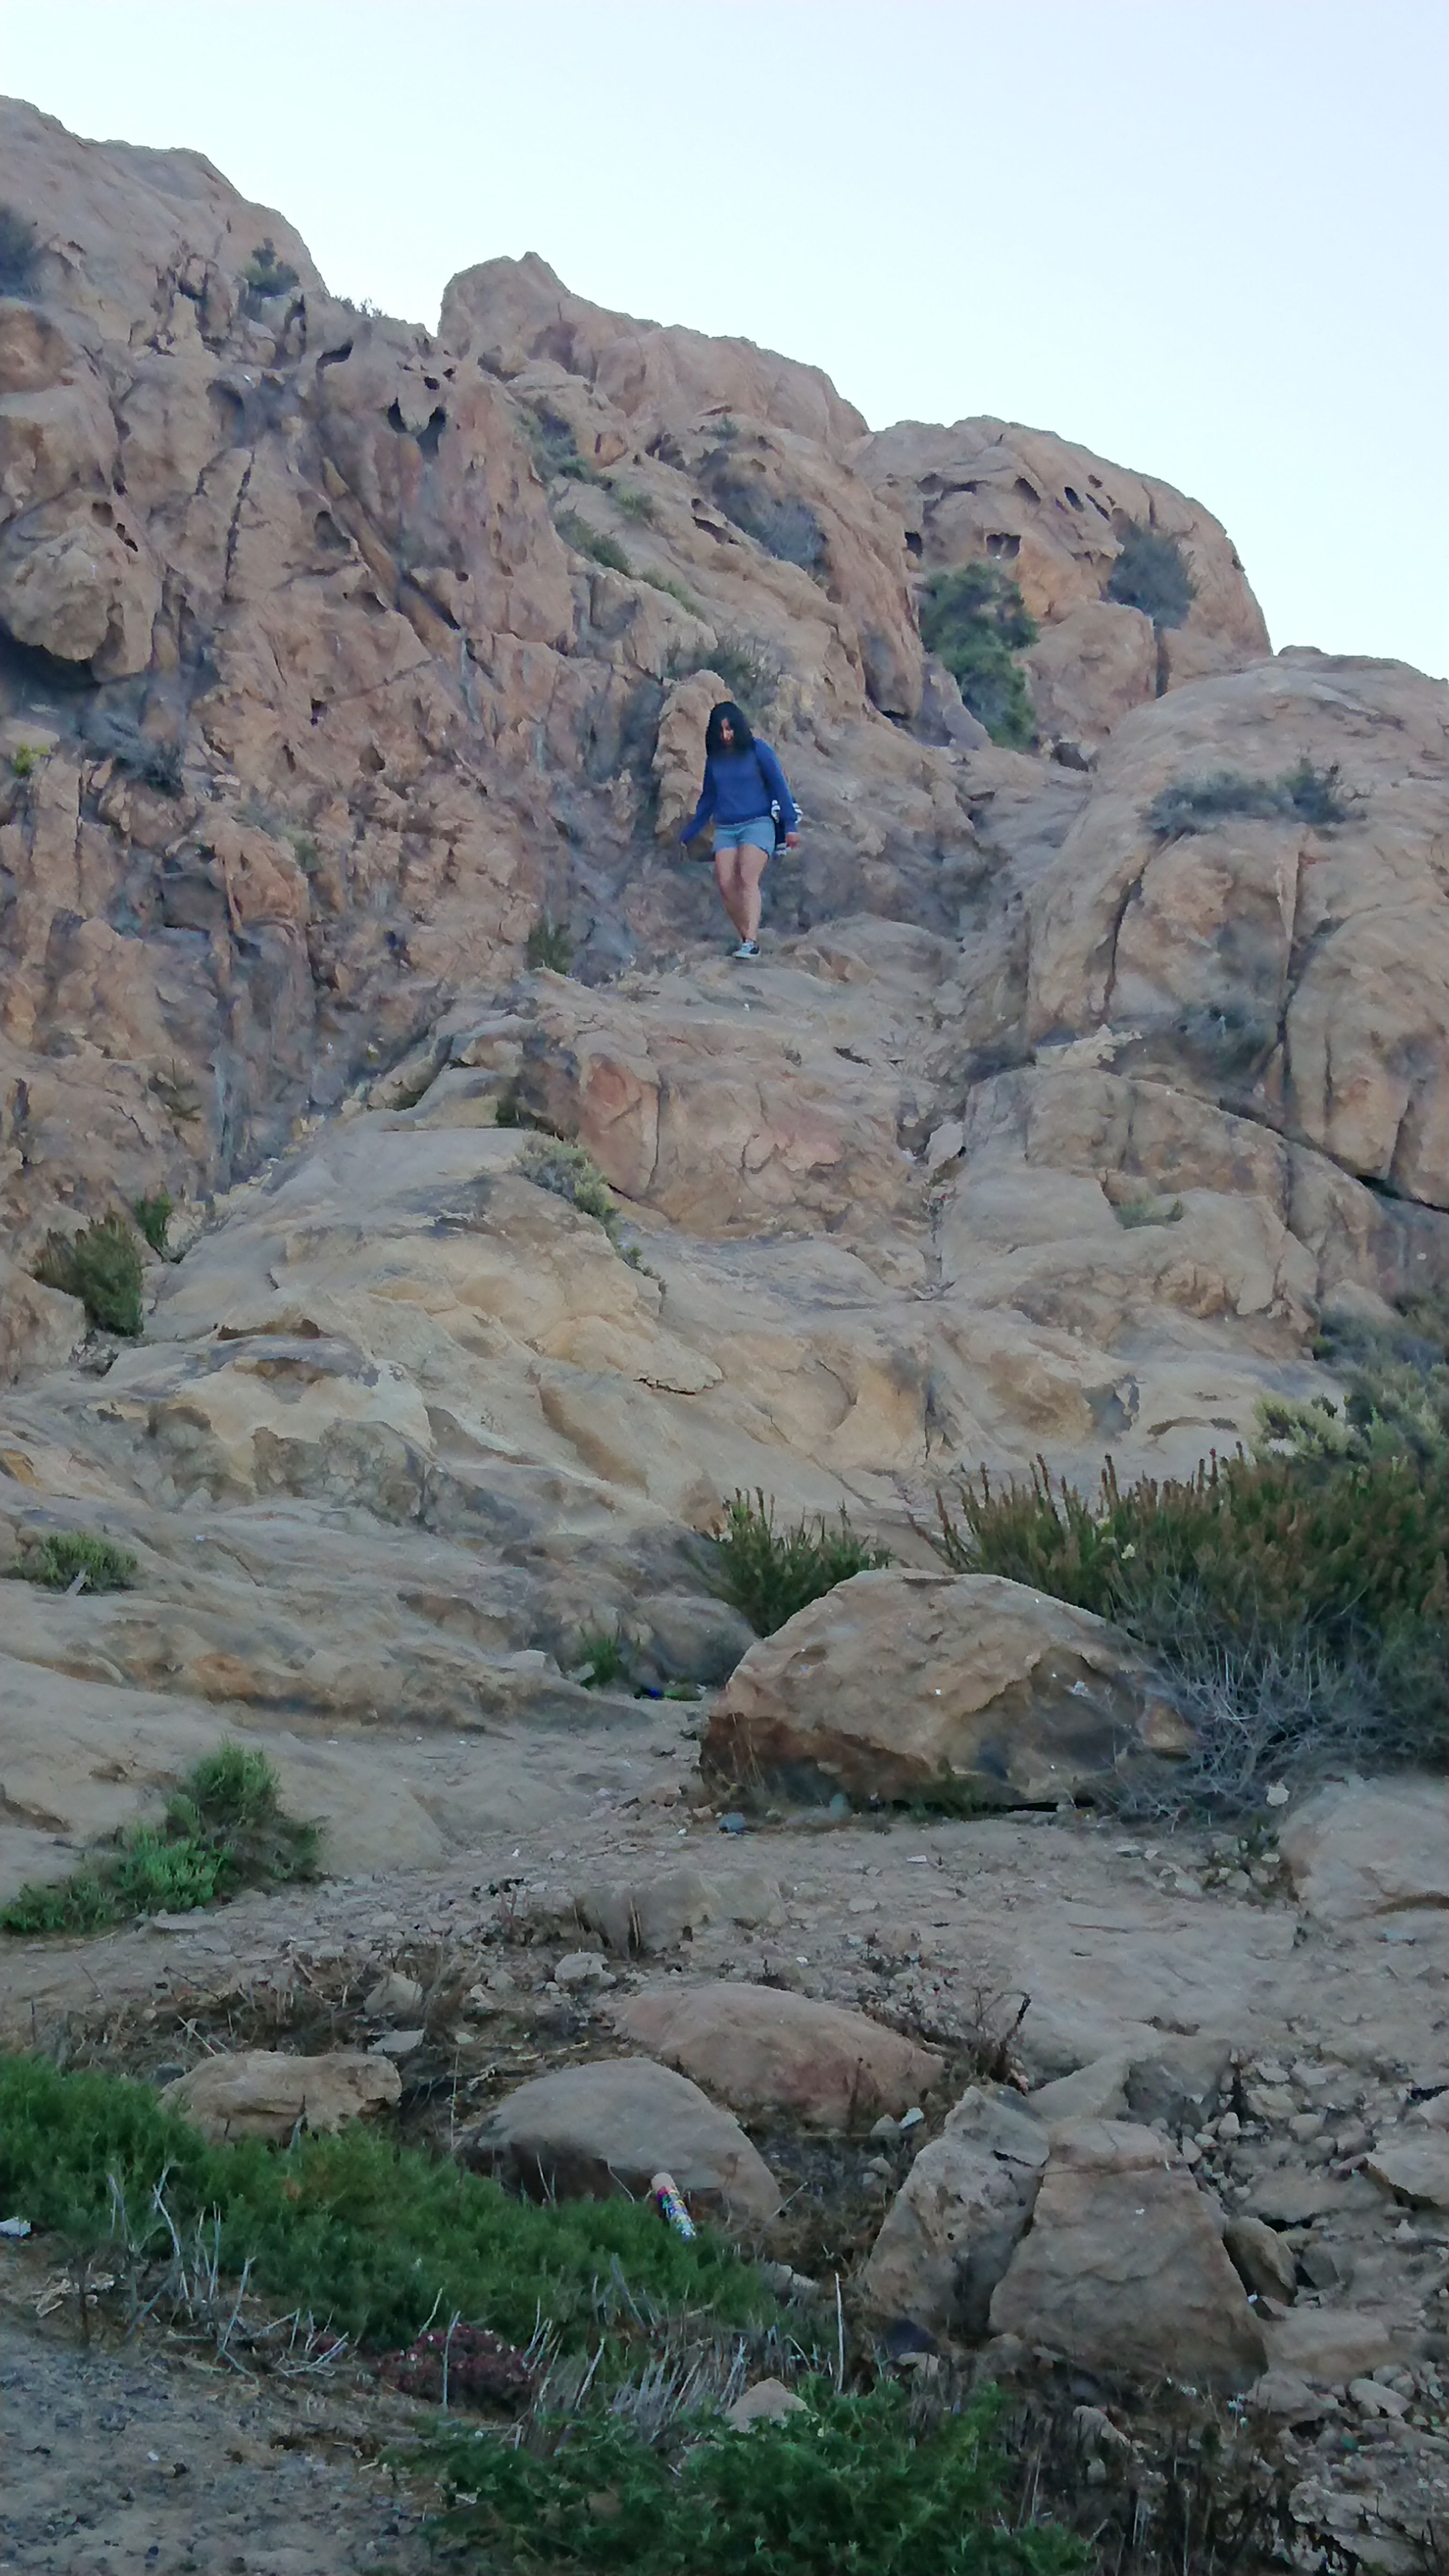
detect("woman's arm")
[679,758,717,844]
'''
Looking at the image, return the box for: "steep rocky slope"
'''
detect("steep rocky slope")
[2,95,1448,1892]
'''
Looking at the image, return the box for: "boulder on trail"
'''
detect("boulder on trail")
[464,2056,781,2225]
[612,1981,943,2127]
[988,2118,1267,2392]
[1279,1779,1449,1924]
[702,1569,1193,1808]
[160,2049,402,2144]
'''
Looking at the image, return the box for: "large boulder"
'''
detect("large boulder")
[988,2118,1267,2393]
[702,1569,1192,1808]
[862,2086,1048,2337]
[160,2049,401,2144]
[1279,1779,1449,1924]
[612,1982,943,2128]
[465,2058,782,2225]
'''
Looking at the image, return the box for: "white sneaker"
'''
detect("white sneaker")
[732,939,760,959]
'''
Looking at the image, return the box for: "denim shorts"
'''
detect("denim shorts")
[714,816,774,855]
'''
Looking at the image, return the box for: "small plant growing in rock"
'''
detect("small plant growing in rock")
[612,484,658,524]
[1114,1195,1184,1228]
[572,1624,633,1689]
[1106,522,1197,628]
[1,1743,319,1936]
[918,563,1038,748]
[516,1138,617,1234]
[557,513,631,574]
[13,1530,136,1593]
[667,631,784,709]
[0,203,42,295]
[525,914,573,973]
[132,1190,173,1256]
[85,712,184,796]
[640,569,703,615]
[33,1214,145,1337]
[242,238,300,301]
[710,472,828,572]
[1148,761,1353,837]
[10,743,48,779]
[710,1490,893,1637]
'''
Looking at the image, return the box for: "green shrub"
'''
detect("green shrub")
[1148,761,1352,837]
[421,2382,1082,2576]
[525,406,603,483]
[918,564,1037,748]
[13,1530,136,1593]
[2,1743,319,1935]
[573,1625,632,1689]
[85,712,183,796]
[666,632,784,710]
[132,1190,173,1256]
[33,1213,145,1336]
[10,743,47,779]
[0,203,41,295]
[932,1445,1449,1795]
[1106,523,1197,628]
[284,825,321,873]
[710,1491,893,1638]
[0,2056,771,2356]
[516,1138,617,1235]
[640,569,703,615]
[1114,1195,1184,1228]
[242,238,300,301]
[710,473,827,572]
[612,484,658,524]
[525,914,573,973]
[558,513,631,573]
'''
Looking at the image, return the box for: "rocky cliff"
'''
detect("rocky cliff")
[1,95,1448,1880]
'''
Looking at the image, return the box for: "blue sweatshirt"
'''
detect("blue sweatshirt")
[680,741,799,842]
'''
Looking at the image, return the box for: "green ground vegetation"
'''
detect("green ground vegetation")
[1,1745,320,1936]
[1105,523,1196,628]
[1149,760,1352,837]
[11,1529,136,1593]
[33,1213,145,1336]
[917,564,1038,748]
[710,1491,893,1637]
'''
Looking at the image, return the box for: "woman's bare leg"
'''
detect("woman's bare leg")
[714,848,748,936]
[736,845,768,944]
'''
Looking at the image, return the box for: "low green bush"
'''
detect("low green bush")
[0,2056,770,2356]
[1149,761,1352,837]
[557,513,630,574]
[85,713,184,796]
[710,473,827,573]
[710,1491,893,1637]
[640,569,703,615]
[918,564,1037,748]
[242,238,300,301]
[421,2382,1083,2576]
[12,1529,136,1593]
[132,1190,173,1256]
[1114,1195,1184,1228]
[612,484,658,524]
[1105,523,1197,628]
[666,632,784,710]
[525,915,573,973]
[33,1213,145,1336]
[0,203,41,295]
[516,1138,617,1235]
[10,743,47,779]
[573,1624,632,1689]
[2,1744,319,1935]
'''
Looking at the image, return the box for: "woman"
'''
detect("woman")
[677,701,799,959]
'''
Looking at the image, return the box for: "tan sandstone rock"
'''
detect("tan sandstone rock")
[466,2058,781,2225]
[612,1982,943,2128]
[988,2119,1267,2391]
[160,2049,401,2143]
[862,2086,1048,2336]
[703,1569,1192,1808]
[1279,1780,1449,1924]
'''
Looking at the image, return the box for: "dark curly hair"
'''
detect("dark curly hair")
[704,700,755,757]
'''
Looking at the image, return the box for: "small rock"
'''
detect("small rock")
[1224,2215,1298,2303]
[1348,2376,1410,2419]
[611,1982,943,2128]
[370,2028,425,2059]
[161,2049,402,2144]
[718,1812,749,1836]
[869,2114,900,2141]
[1247,2368,1337,2422]
[466,2057,780,2224]
[1366,2138,1449,2210]
[365,1970,425,2024]
[554,1951,610,1989]
[1264,2309,1394,2386]
[724,2378,806,2431]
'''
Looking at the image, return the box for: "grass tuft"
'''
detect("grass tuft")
[710,1491,893,1638]
[1149,761,1352,837]
[33,1212,144,1336]
[516,1138,617,1236]
[12,1529,136,1593]
[1,1743,319,1935]
[525,914,573,973]
[132,1190,173,1256]
[557,513,631,574]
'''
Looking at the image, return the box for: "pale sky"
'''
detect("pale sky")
[2,0,1445,677]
